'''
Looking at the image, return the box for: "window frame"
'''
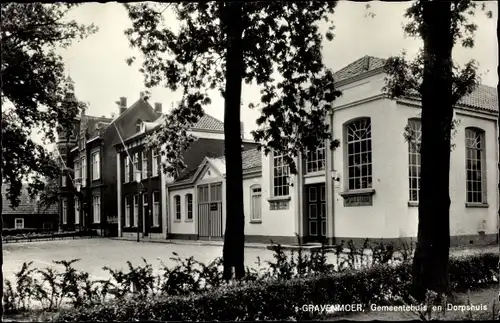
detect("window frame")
[305,142,326,173]
[74,197,80,225]
[91,151,100,180]
[407,118,422,203]
[271,151,290,197]
[250,184,262,223]
[142,150,148,179]
[174,195,181,221]
[125,196,131,227]
[61,174,67,187]
[465,127,487,205]
[152,149,159,177]
[15,218,24,229]
[185,194,193,221]
[142,192,149,225]
[133,153,140,182]
[81,157,87,187]
[152,191,160,227]
[92,195,101,223]
[345,117,373,191]
[133,195,139,227]
[62,198,68,224]
[124,156,130,183]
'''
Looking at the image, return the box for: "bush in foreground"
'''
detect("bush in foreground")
[50,252,498,322]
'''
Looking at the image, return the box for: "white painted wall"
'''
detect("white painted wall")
[328,72,498,240]
[169,187,196,235]
[255,152,298,238]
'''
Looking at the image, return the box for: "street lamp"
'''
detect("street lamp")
[135,171,141,242]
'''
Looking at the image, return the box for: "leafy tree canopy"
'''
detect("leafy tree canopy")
[1,3,97,206]
[124,1,342,176]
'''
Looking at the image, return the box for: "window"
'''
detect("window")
[92,195,101,223]
[152,149,159,177]
[465,128,486,203]
[272,152,290,196]
[142,150,148,179]
[62,198,68,224]
[91,152,100,180]
[133,153,140,182]
[74,198,80,225]
[61,174,67,187]
[143,193,149,225]
[81,157,87,187]
[74,160,80,181]
[346,118,372,190]
[15,218,24,229]
[125,196,131,227]
[306,142,326,173]
[250,185,262,222]
[186,194,193,220]
[174,195,181,220]
[133,195,139,227]
[124,156,130,183]
[80,135,85,150]
[136,121,141,133]
[407,119,422,202]
[153,191,160,227]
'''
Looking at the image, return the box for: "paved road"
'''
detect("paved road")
[3,238,496,283]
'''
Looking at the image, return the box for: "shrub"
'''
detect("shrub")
[50,252,498,322]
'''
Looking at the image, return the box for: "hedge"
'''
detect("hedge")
[3,230,98,242]
[51,252,499,322]
[2,228,55,236]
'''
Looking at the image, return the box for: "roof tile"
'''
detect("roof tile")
[2,185,58,215]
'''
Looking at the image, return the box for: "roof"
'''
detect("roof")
[120,113,225,145]
[2,185,58,215]
[105,97,155,129]
[334,55,498,113]
[172,148,262,184]
[81,115,113,138]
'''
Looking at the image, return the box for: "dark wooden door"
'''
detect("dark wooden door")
[306,183,326,241]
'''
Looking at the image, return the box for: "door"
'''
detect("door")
[198,182,223,239]
[306,183,326,242]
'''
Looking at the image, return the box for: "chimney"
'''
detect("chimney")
[117,97,127,114]
[154,102,162,114]
[240,122,245,139]
[140,91,145,99]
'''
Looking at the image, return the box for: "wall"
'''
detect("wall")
[330,72,498,242]
[169,187,196,235]
[257,152,298,239]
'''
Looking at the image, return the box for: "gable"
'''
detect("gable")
[199,164,223,181]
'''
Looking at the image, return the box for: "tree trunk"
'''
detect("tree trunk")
[222,1,245,281]
[411,0,454,301]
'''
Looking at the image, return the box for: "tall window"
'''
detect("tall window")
[133,195,139,227]
[92,195,101,223]
[15,218,24,229]
[142,193,149,225]
[272,152,290,196]
[142,150,148,179]
[61,174,67,187]
[80,135,85,150]
[174,195,181,220]
[250,185,262,222]
[62,198,68,224]
[306,142,326,173]
[91,152,100,180]
[133,153,140,182]
[465,128,486,203]
[124,156,130,182]
[346,118,372,190]
[186,194,193,220]
[81,157,87,187]
[74,160,80,181]
[407,119,422,202]
[74,198,80,225]
[125,196,131,227]
[152,149,159,177]
[153,191,160,227]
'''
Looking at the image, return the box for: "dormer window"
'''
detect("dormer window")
[136,120,142,133]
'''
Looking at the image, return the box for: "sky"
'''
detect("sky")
[54,1,497,142]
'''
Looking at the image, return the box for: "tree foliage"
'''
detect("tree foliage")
[1,3,97,206]
[124,1,341,176]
